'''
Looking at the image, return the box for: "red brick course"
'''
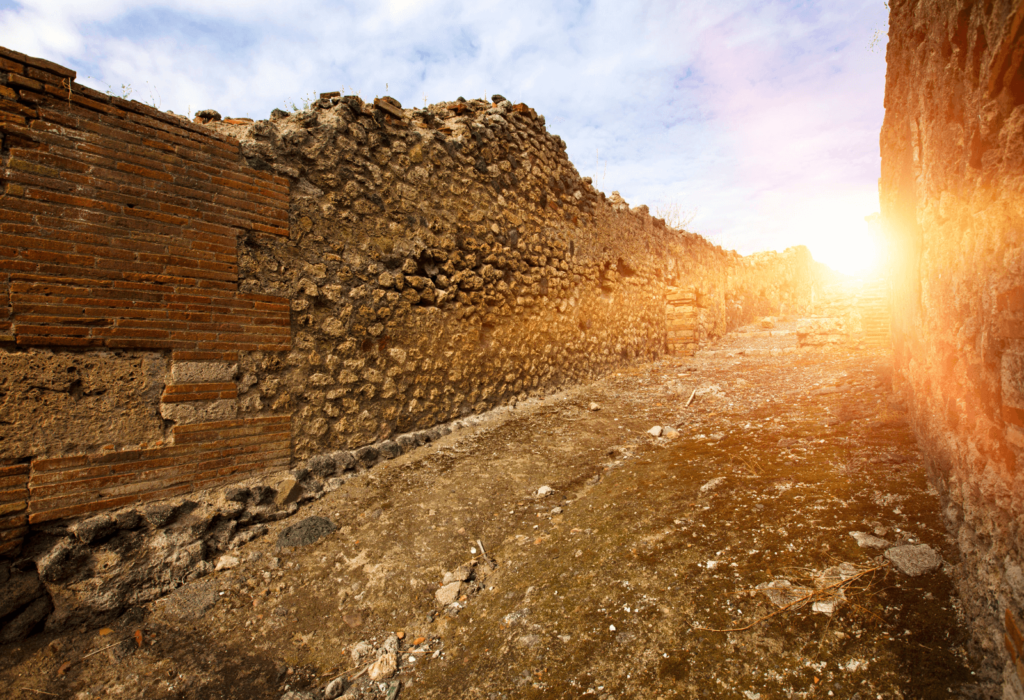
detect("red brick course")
[28,416,292,523]
[0,461,29,555]
[0,45,291,352]
[0,47,297,547]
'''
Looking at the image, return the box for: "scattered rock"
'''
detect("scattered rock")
[0,569,44,619]
[435,582,461,606]
[368,651,397,681]
[757,579,809,608]
[279,691,317,700]
[647,425,663,437]
[850,531,890,549]
[224,486,250,503]
[324,678,348,700]
[305,453,337,479]
[536,485,553,497]
[442,564,473,585]
[662,426,680,439]
[160,579,220,621]
[193,108,222,124]
[274,478,303,506]
[141,502,179,527]
[812,600,837,615]
[214,555,239,571]
[350,641,372,662]
[885,544,942,576]
[589,402,601,411]
[277,516,336,548]
[113,509,141,530]
[699,477,726,495]
[0,595,52,643]
[695,384,726,400]
[36,539,85,583]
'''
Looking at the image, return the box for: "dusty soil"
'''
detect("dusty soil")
[0,321,989,699]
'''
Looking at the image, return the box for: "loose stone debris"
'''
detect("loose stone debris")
[885,544,943,577]
[0,318,991,698]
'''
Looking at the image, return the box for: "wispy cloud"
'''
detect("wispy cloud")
[0,0,889,272]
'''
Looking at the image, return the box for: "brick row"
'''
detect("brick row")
[161,382,238,403]
[8,276,290,352]
[3,162,286,246]
[29,441,292,517]
[173,416,291,443]
[30,434,289,489]
[172,350,239,362]
[22,96,287,199]
[28,416,292,523]
[7,126,289,224]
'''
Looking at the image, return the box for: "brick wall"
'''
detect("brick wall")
[0,45,293,554]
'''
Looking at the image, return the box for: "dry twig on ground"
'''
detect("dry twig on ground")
[693,567,882,633]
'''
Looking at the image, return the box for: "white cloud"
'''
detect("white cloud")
[0,0,889,266]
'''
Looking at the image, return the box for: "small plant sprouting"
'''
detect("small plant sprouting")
[284,90,319,113]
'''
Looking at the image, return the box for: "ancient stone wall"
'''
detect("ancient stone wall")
[880,0,1024,693]
[203,95,826,459]
[0,44,293,552]
[1,46,826,640]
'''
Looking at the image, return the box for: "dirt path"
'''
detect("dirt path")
[0,321,988,699]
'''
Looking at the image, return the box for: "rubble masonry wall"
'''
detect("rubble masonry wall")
[880,0,1024,692]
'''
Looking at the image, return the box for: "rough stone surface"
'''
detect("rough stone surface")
[0,568,44,619]
[170,361,237,384]
[850,531,890,549]
[885,545,943,577]
[275,478,303,506]
[159,579,220,622]
[159,398,239,425]
[880,0,1024,687]
[0,594,52,643]
[0,349,166,460]
[435,581,461,606]
[69,515,117,545]
[209,98,827,460]
[276,516,336,548]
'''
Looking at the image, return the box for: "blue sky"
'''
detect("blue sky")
[0,0,890,274]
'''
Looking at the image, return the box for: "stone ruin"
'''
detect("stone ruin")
[0,0,1022,693]
[0,43,827,643]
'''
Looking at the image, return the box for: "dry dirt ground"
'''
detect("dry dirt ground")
[0,321,990,699]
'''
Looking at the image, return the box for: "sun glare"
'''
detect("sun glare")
[782,202,885,278]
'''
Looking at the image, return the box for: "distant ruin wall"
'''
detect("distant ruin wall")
[0,45,823,578]
[880,0,1024,693]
